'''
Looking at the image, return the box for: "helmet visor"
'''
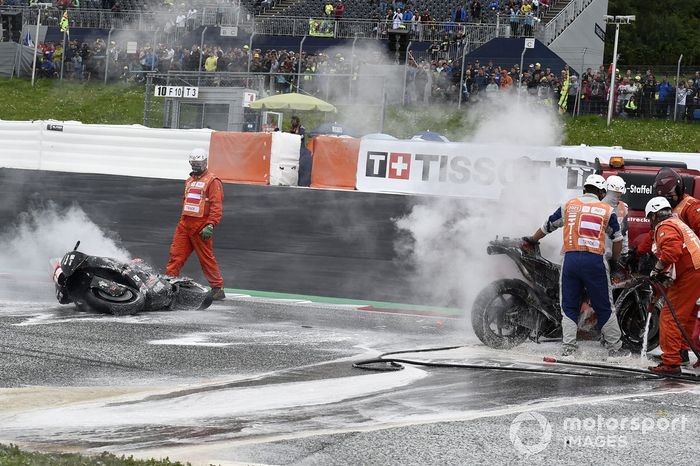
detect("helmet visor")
[190,160,207,173]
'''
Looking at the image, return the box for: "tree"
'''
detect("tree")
[606,0,699,66]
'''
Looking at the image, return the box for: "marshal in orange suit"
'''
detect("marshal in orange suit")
[645,197,700,375]
[166,148,226,300]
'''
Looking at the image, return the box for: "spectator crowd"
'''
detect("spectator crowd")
[32,34,700,121]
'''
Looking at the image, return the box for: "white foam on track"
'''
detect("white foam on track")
[0,366,427,429]
[149,333,236,347]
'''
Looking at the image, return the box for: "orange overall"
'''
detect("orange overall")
[638,194,700,254]
[653,217,700,366]
[166,170,224,288]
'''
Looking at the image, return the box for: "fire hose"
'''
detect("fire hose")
[354,279,700,382]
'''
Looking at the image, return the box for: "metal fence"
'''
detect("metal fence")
[0,4,242,31]
[2,6,537,43]
[252,15,535,41]
[536,0,595,45]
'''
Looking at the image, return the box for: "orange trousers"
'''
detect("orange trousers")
[166,219,224,288]
[659,269,700,366]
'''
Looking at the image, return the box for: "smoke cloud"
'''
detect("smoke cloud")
[394,97,568,311]
[0,203,130,301]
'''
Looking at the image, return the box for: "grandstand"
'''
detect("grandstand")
[0,0,607,80]
[257,0,499,21]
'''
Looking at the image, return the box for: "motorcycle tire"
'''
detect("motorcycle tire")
[82,280,145,316]
[617,291,660,353]
[172,280,212,311]
[471,279,533,349]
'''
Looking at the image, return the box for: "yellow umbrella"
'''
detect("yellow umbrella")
[249,93,337,112]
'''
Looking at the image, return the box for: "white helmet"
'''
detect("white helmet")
[605,175,626,194]
[189,148,208,174]
[189,148,208,162]
[584,174,606,190]
[645,196,672,218]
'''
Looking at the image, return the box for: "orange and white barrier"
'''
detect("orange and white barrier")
[2,119,698,194]
[310,136,361,190]
[208,132,271,184]
[270,132,302,186]
[0,120,212,179]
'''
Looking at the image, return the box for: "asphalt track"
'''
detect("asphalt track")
[1,296,699,465]
[1,168,700,464]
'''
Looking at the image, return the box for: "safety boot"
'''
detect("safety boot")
[648,363,681,376]
[649,350,690,366]
[211,287,226,301]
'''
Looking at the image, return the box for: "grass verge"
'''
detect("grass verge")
[0,443,188,466]
[1,77,698,153]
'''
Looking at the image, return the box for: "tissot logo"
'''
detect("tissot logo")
[388,152,411,179]
[362,150,543,186]
[366,151,412,179]
[366,151,388,178]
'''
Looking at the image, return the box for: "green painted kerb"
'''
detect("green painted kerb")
[224,287,465,316]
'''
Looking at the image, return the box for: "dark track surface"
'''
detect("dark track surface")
[0,167,420,302]
[2,168,700,465]
[1,298,698,466]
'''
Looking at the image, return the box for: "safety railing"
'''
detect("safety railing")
[4,6,540,44]
[252,16,528,42]
[0,5,242,30]
[536,0,595,45]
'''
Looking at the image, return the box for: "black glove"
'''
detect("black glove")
[618,249,637,271]
[650,268,673,287]
[522,236,539,246]
[608,259,620,275]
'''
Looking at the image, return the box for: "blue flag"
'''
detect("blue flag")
[22,31,34,47]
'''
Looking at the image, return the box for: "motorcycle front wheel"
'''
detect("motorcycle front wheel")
[83,279,146,316]
[471,279,533,349]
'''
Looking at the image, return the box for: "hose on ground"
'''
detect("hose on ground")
[354,345,634,379]
[354,278,700,382]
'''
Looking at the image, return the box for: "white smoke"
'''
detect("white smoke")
[0,203,130,300]
[394,97,568,310]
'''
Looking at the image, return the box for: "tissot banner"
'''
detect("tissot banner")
[356,139,567,200]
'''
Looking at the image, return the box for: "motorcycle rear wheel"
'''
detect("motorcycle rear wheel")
[471,279,533,349]
[82,279,145,316]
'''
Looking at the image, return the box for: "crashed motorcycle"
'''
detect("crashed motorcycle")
[51,241,213,315]
[471,237,659,352]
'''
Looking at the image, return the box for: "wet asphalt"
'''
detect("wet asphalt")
[1,296,699,465]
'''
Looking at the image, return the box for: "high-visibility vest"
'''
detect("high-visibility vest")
[562,197,613,255]
[655,217,700,270]
[182,171,218,218]
[675,195,700,226]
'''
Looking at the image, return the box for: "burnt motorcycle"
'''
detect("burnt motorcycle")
[51,241,213,315]
[471,237,659,352]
